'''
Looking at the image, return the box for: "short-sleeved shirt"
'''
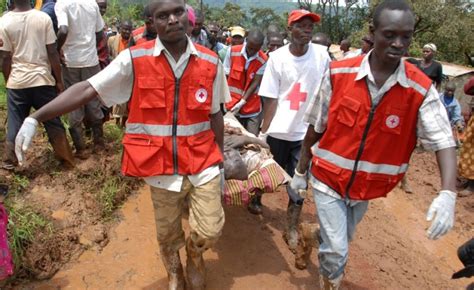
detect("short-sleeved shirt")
[305,51,455,200]
[0,10,57,89]
[258,43,331,141]
[88,37,231,192]
[223,43,267,76]
[55,0,104,68]
[407,58,443,86]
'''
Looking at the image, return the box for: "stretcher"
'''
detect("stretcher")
[222,113,290,206]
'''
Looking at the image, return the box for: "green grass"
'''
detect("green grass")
[6,200,52,269]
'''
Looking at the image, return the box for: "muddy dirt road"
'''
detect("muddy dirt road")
[21,151,473,290]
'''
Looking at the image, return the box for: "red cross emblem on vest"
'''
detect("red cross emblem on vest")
[385,115,400,129]
[287,83,307,111]
[195,88,208,103]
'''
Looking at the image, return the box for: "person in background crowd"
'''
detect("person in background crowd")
[312,32,335,60]
[128,4,157,47]
[458,76,474,197]
[440,81,464,132]
[266,32,284,55]
[207,22,226,56]
[14,0,230,289]
[416,43,443,90]
[344,35,373,59]
[1,0,74,170]
[230,26,245,46]
[108,20,133,128]
[96,0,110,70]
[41,0,58,34]
[224,29,267,137]
[292,1,457,288]
[340,39,351,58]
[190,10,209,47]
[185,4,195,36]
[258,9,330,247]
[55,0,106,158]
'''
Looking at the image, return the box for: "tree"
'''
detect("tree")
[298,0,314,11]
[249,7,285,31]
[206,3,246,28]
[363,0,474,65]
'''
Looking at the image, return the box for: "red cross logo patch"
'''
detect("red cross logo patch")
[385,115,400,129]
[287,83,307,111]
[195,88,208,103]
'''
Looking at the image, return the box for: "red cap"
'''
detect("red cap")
[288,9,321,26]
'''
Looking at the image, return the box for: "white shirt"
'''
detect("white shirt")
[88,37,231,192]
[305,51,455,200]
[258,43,331,141]
[55,0,104,67]
[223,43,267,76]
[0,10,57,89]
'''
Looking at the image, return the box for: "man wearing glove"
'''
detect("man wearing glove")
[15,1,230,289]
[294,1,457,289]
[258,9,330,250]
[224,29,267,136]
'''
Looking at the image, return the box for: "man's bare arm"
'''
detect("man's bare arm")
[260,97,277,133]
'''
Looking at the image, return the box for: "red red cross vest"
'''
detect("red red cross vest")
[310,56,432,200]
[122,40,223,177]
[225,45,268,115]
[131,26,146,46]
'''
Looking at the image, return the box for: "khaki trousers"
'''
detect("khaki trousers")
[150,175,225,251]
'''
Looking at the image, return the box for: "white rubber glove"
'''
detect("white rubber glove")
[220,168,225,194]
[290,169,308,192]
[15,117,38,166]
[230,99,246,113]
[426,190,456,240]
[258,131,268,143]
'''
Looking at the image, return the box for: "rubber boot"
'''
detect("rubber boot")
[283,199,303,254]
[319,273,343,290]
[400,175,413,193]
[48,131,75,168]
[159,245,185,290]
[248,190,263,215]
[295,222,320,270]
[185,233,210,290]
[91,121,105,152]
[459,180,474,197]
[69,127,89,159]
[2,141,17,170]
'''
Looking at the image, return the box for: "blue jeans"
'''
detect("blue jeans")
[313,189,369,279]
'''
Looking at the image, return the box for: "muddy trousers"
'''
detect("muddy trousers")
[150,175,225,251]
[313,188,368,280]
[150,175,225,289]
[4,86,74,166]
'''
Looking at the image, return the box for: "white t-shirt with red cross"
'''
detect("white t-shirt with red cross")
[258,43,330,141]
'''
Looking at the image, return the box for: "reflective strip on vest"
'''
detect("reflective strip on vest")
[126,121,211,137]
[231,52,241,57]
[315,146,409,175]
[131,48,155,59]
[198,52,218,65]
[407,78,428,97]
[256,56,266,64]
[228,86,244,95]
[331,67,360,75]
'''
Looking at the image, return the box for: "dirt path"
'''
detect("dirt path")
[20,151,473,290]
